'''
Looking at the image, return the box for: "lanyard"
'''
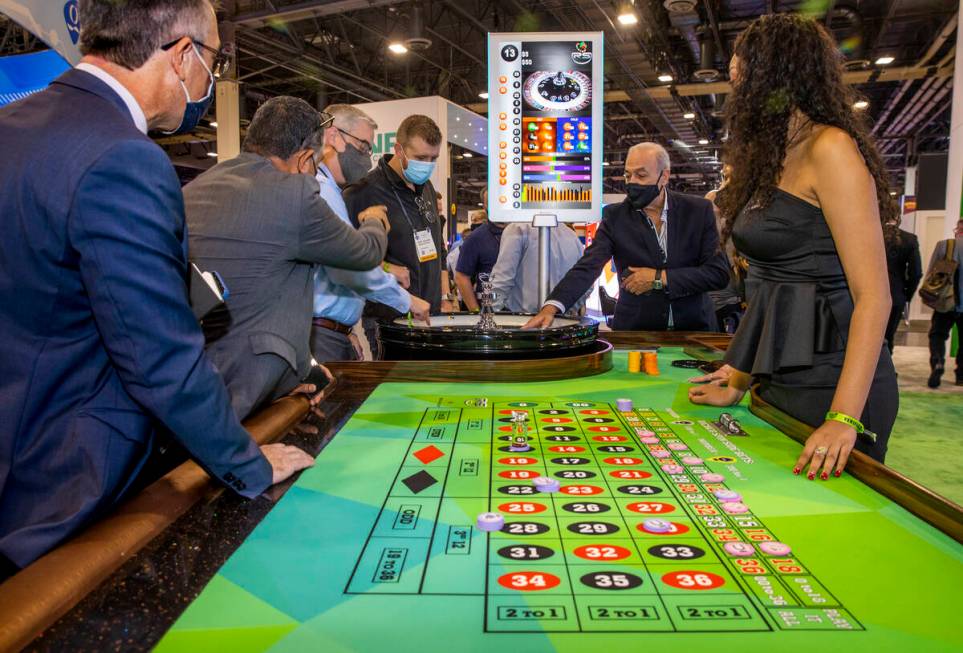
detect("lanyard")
[383,165,433,232]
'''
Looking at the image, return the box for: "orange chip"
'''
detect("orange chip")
[499,196,508,203]
[499,76,507,83]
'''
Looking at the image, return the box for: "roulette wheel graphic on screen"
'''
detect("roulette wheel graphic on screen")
[523,70,592,112]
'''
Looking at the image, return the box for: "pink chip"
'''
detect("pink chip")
[759,541,792,557]
[668,443,688,451]
[700,473,725,483]
[661,464,685,474]
[681,456,704,465]
[651,450,672,459]
[640,436,660,444]
[635,429,656,437]
[723,542,755,557]
[721,502,749,514]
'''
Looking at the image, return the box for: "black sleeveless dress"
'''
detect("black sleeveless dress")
[724,189,897,462]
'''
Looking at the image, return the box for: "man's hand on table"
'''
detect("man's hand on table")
[523,304,558,329]
[261,442,316,485]
[409,294,431,324]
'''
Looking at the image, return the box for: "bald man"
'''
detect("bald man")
[526,143,728,331]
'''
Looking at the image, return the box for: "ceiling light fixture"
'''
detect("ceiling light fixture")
[683,112,695,120]
[478,92,489,99]
[207,152,218,158]
[463,152,473,158]
[853,100,869,110]
[388,42,408,55]
[698,138,709,145]
[658,74,674,83]
[209,121,218,128]
[875,56,894,66]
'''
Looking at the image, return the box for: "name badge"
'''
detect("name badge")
[414,228,438,263]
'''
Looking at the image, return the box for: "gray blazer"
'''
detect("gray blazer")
[185,152,387,379]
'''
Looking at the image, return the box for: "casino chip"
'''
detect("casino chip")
[661,464,684,475]
[700,473,725,483]
[759,541,792,557]
[651,450,671,459]
[477,512,506,532]
[723,542,756,557]
[721,502,750,514]
[713,489,743,503]
[681,456,704,466]
[641,518,673,533]
[616,398,634,412]
[532,476,561,493]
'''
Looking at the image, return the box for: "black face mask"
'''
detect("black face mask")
[337,142,373,186]
[626,182,662,210]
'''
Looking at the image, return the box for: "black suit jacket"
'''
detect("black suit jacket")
[548,191,729,331]
[886,228,922,307]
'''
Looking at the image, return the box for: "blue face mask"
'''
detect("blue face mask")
[163,45,215,136]
[401,148,435,186]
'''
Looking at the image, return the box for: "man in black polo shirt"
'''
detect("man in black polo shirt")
[344,115,451,357]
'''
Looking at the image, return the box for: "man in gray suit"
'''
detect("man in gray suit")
[185,97,390,419]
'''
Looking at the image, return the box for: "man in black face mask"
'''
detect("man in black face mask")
[525,142,729,331]
[310,104,431,363]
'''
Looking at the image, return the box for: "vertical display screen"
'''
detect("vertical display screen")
[488,34,603,223]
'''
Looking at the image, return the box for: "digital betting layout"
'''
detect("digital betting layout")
[487,34,603,222]
[344,398,861,634]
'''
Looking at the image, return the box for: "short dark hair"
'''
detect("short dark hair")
[79,0,214,70]
[397,115,442,147]
[242,96,324,159]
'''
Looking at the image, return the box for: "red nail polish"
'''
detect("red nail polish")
[807,472,815,481]
[820,472,829,481]
[792,467,800,475]
[834,470,842,478]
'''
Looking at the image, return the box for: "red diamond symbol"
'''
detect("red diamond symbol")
[413,445,445,465]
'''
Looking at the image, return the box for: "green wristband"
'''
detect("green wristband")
[383,262,391,272]
[825,411,863,433]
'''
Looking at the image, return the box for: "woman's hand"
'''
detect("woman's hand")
[688,364,733,385]
[688,383,746,407]
[794,420,857,480]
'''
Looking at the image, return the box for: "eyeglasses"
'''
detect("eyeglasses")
[161,37,231,78]
[336,126,373,154]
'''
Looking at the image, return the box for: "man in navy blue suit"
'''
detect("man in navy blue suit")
[0,0,314,578]
[525,143,729,331]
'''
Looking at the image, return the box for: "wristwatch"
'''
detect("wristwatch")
[652,268,664,291]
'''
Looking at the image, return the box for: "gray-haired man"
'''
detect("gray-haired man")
[311,104,430,362]
[185,97,390,419]
[525,142,728,331]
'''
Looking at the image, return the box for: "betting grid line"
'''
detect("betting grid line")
[418,407,464,593]
[613,406,772,632]
[569,403,672,632]
[342,406,431,595]
[626,408,861,632]
[546,402,584,633]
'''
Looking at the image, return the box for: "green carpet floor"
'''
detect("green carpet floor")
[886,391,963,507]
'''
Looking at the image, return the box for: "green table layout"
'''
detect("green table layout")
[156,348,963,653]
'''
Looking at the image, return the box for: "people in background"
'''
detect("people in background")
[456,209,505,311]
[0,0,313,577]
[185,97,389,418]
[525,142,729,331]
[689,13,898,472]
[884,224,922,353]
[311,104,430,363]
[490,223,585,314]
[345,114,452,357]
[925,219,963,387]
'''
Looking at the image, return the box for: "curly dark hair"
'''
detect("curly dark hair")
[717,13,898,244]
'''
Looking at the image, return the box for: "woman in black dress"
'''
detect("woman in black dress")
[689,14,898,479]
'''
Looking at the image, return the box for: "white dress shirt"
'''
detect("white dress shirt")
[75,63,148,134]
